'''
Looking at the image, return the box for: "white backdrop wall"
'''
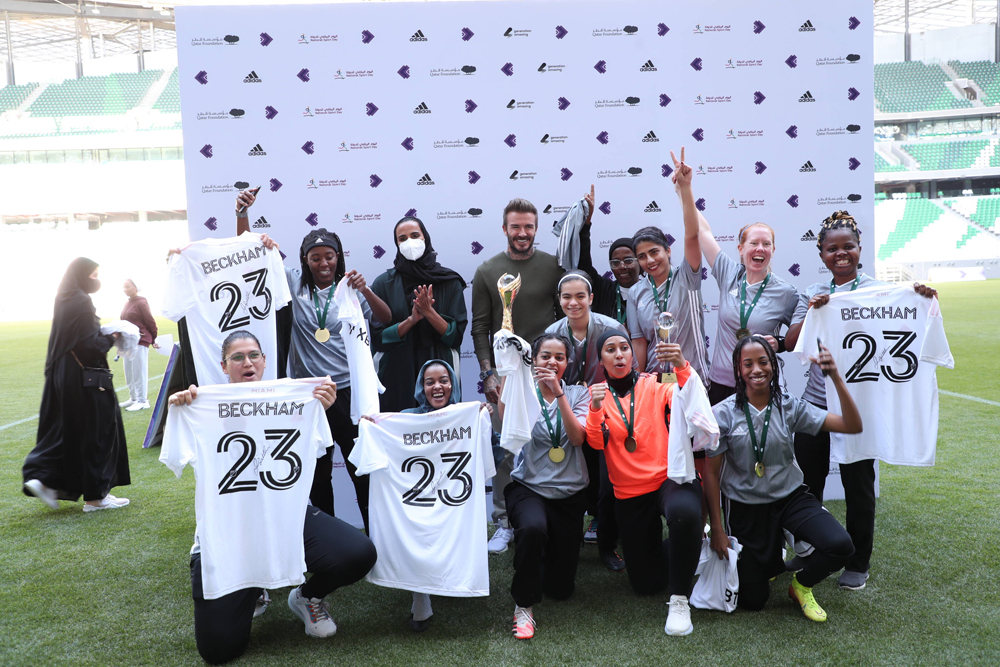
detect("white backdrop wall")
[176,0,874,515]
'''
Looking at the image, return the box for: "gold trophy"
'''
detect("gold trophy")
[497,273,521,333]
[656,311,677,383]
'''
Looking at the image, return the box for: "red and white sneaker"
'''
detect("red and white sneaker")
[512,605,535,640]
[287,586,337,637]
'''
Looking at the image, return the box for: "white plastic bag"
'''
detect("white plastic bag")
[690,536,742,613]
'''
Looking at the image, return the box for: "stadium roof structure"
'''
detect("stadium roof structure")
[875,0,1000,35]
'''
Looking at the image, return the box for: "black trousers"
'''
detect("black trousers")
[615,478,703,598]
[312,386,371,533]
[794,421,876,573]
[506,481,587,608]
[708,381,736,406]
[190,507,377,665]
[596,451,620,553]
[581,442,600,518]
[725,486,854,611]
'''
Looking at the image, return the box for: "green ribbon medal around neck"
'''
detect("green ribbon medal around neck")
[742,400,772,477]
[537,386,564,463]
[830,275,860,294]
[615,286,626,325]
[649,269,671,313]
[737,272,770,339]
[312,285,335,343]
[610,384,637,453]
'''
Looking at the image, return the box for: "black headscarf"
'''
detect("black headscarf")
[45,257,101,374]
[392,217,464,300]
[609,237,634,260]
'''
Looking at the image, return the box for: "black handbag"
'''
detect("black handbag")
[72,352,114,391]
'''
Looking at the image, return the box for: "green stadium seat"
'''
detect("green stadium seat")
[877,199,943,260]
[27,70,163,117]
[900,140,990,171]
[0,83,39,112]
[875,61,973,113]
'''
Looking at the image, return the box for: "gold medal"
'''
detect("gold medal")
[315,328,331,343]
[736,328,750,340]
[755,461,764,477]
[548,447,566,463]
[660,372,678,384]
[624,436,637,453]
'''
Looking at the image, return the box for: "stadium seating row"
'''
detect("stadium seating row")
[875,197,1000,262]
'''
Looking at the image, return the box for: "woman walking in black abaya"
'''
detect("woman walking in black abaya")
[22,257,131,512]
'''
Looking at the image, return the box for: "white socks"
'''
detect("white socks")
[411,592,433,622]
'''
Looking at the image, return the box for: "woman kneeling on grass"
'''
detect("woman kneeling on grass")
[501,333,591,640]
[702,335,862,622]
[167,331,376,664]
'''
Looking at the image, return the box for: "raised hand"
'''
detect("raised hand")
[653,341,686,367]
[584,184,595,225]
[345,270,367,291]
[168,384,199,406]
[414,285,436,316]
[913,283,938,299]
[809,343,839,379]
[590,383,608,411]
[533,366,559,393]
[670,147,692,190]
[808,294,831,310]
[313,378,337,409]
[236,190,256,212]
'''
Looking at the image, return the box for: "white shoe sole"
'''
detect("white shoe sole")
[24,480,59,509]
[287,590,337,637]
[83,498,130,512]
[665,622,693,636]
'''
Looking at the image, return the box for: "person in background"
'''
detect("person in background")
[471,198,565,554]
[23,257,131,513]
[370,217,468,412]
[119,278,159,411]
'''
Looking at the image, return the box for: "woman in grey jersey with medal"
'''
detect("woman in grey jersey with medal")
[235,190,391,528]
[669,149,798,405]
[500,333,591,640]
[704,333,861,623]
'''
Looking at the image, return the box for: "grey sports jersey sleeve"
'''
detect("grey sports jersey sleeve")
[787,395,827,436]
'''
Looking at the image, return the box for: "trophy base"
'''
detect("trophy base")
[660,372,678,384]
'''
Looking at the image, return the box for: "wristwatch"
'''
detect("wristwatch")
[479,369,495,381]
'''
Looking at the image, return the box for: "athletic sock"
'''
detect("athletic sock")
[411,592,433,621]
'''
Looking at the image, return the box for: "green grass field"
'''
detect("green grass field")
[1,281,998,667]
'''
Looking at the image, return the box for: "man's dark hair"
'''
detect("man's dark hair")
[502,198,538,227]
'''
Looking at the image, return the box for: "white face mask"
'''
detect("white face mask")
[399,238,426,261]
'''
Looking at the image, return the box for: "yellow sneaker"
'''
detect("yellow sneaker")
[788,574,827,622]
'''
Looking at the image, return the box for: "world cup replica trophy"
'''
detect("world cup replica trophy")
[497,273,521,333]
[656,311,677,383]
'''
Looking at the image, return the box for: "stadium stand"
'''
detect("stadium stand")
[874,61,974,113]
[948,60,1000,107]
[0,83,39,113]
[875,152,908,173]
[152,69,180,113]
[27,70,163,117]
[942,195,1000,232]
[876,197,1000,262]
[900,139,991,170]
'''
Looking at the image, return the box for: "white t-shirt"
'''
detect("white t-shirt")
[162,233,291,386]
[332,281,384,423]
[793,285,954,466]
[160,378,332,599]
[691,536,742,613]
[350,403,496,597]
[493,330,540,454]
[667,369,720,484]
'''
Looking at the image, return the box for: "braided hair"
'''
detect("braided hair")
[732,334,783,411]
[816,210,860,252]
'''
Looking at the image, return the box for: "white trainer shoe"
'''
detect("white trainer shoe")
[83,495,130,513]
[665,595,693,636]
[24,479,59,509]
[287,586,337,637]
[488,526,514,554]
[119,399,135,408]
[254,590,271,618]
[126,402,150,412]
[512,605,535,640]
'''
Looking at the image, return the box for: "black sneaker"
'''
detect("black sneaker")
[600,550,625,573]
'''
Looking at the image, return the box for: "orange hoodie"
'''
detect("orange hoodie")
[585,364,691,499]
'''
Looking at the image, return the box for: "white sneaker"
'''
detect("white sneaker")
[83,495,130,513]
[665,595,693,636]
[126,402,150,412]
[287,586,337,638]
[119,399,135,408]
[488,526,513,554]
[254,590,271,618]
[512,605,535,640]
[24,479,59,509]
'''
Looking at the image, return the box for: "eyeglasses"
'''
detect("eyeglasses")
[609,258,638,268]
[225,351,263,364]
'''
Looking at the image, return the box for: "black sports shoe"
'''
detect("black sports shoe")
[408,614,432,632]
[600,550,625,572]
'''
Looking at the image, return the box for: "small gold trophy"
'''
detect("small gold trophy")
[656,311,677,383]
[497,273,521,333]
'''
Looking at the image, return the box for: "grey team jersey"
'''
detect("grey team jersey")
[709,393,826,505]
[792,273,887,407]
[626,261,709,386]
[709,252,799,387]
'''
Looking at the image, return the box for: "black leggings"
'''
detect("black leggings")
[596,451,620,552]
[615,478,703,597]
[506,482,587,608]
[312,386,371,533]
[190,507,376,664]
[794,420,876,573]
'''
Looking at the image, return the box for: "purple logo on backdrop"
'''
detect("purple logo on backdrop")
[662,164,673,178]
[302,141,315,154]
[477,380,484,395]
[560,168,573,181]
[269,178,282,192]
[200,144,213,158]
[462,27,475,41]
[786,125,798,138]
[373,245,386,259]
[848,16,861,30]
[398,66,410,79]
[701,268,709,281]
[361,30,375,44]
[558,97,571,110]
[848,157,861,171]
[194,71,208,85]
[658,23,670,36]
[401,137,414,151]
[599,201,612,215]
[692,128,704,142]
[306,213,319,226]
[754,161,767,174]
[465,99,478,113]
[366,102,379,116]
[785,55,798,68]
[596,131,610,145]
[204,217,218,231]
[297,69,310,82]
[787,195,799,208]
[695,198,706,211]
[603,271,613,280]
[848,87,861,101]
[665,233,676,246]
[505,134,517,148]
[260,32,273,46]
[405,208,417,217]
[264,106,278,119]
[501,62,514,76]
[753,91,766,105]
[690,58,703,71]
[471,241,484,255]
[369,174,383,188]
[555,25,568,39]
[468,171,481,184]
[753,20,766,34]
[594,60,607,74]
[789,263,801,277]
[659,94,671,107]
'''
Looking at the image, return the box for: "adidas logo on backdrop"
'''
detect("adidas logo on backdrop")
[248,143,266,156]
[799,20,816,32]
[642,130,659,143]
[413,102,431,114]
[243,70,262,83]
[801,229,816,241]
[410,30,428,42]
[799,91,816,102]
[640,59,657,72]
[799,160,817,172]
[644,200,662,212]
[417,173,435,185]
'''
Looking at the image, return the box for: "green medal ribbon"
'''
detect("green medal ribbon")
[615,286,626,325]
[830,275,860,294]
[739,273,771,330]
[649,270,671,313]
[742,401,772,477]
[610,385,636,441]
[311,285,335,330]
[536,386,563,449]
